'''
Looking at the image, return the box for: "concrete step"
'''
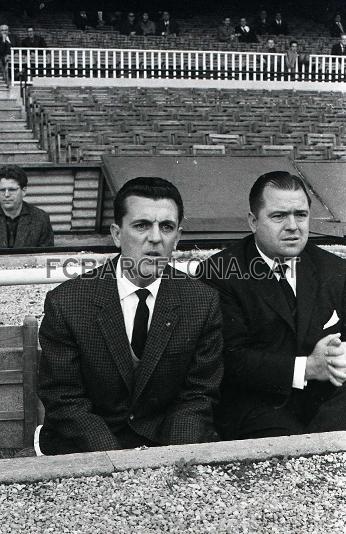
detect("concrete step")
[0,109,23,120]
[0,151,49,163]
[0,131,35,140]
[0,141,40,152]
[0,99,18,109]
[0,120,27,131]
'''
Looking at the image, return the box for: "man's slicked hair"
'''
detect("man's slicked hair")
[113,176,184,225]
[0,165,28,189]
[249,171,311,216]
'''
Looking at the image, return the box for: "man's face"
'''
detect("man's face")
[260,10,267,19]
[27,28,34,38]
[335,15,341,22]
[111,195,182,286]
[142,13,149,22]
[240,18,246,27]
[290,42,298,51]
[267,39,275,49]
[341,35,346,46]
[0,178,26,214]
[0,25,8,38]
[163,11,170,21]
[248,186,310,260]
[224,18,231,26]
[128,13,135,22]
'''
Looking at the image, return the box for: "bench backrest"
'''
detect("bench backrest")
[0,316,40,449]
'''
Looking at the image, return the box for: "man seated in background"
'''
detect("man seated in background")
[0,165,54,248]
[270,12,288,35]
[217,17,234,43]
[21,27,46,48]
[234,17,258,43]
[120,12,141,36]
[0,24,11,87]
[38,176,223,455]
[331,33,346,55]
[139,12,156,36]
[255,10,270,35]
[156,11,179,37]
[330,14,345,37]
[285,40,309,79]
[197,171,346,440]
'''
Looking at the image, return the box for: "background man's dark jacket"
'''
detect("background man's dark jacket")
[197,235,346,427]
[38,258,223,454]
[0,201,54,248]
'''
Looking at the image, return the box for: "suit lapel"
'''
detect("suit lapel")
[96,257,134,393]
[133,266,181,403]
[0,214,7,247]
[246,236,296,333]
[14,214,31,247]
[296,248,318,350]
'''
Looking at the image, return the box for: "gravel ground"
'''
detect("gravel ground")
[0,453,345,533]
[0,284,57,326]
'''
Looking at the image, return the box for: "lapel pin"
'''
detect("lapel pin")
[166,322,171,327]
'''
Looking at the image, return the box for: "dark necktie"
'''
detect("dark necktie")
[131,288,150,359]
[274,263,296,315]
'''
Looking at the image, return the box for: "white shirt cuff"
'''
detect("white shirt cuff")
[34,425,44,456]
[292,356,307,389]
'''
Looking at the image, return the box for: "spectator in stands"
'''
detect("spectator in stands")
[73,9,90,31]
[330,14,345,37]
[0,24,11,87]
[21,27,46,48]
[197,171,346,440]
[255,10,270,35]
[110,11,122,32]
[285,40,309,79]
[266,38,277,53]
[217,17,234,43]
[156,11,179,37]
[139,12,156,36]
[37,176,223,455]
[0,165,54,248]
[263,38,277,79]
[120,12,142,36]
[234,17,258,43]
[270,12,289,35]
[331,33,346,55]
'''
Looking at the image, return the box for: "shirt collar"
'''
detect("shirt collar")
[116,255,161,301]
[255,243,297,272]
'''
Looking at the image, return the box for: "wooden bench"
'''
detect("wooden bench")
[0,316,41,450]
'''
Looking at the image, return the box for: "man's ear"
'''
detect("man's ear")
[247,211,257,234]
[22,187,27,198]
[110,223,121,248]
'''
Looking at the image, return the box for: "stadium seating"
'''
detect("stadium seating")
[26,86,346,163]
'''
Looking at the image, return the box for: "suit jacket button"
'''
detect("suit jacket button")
[129,414,135,421]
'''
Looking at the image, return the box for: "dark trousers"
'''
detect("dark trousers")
[217,380,346,440]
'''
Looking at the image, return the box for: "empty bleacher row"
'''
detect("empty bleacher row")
[26,86,346,163]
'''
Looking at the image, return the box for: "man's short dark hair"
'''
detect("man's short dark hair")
[289,40,298,47]
[249,171,311,215]
[0,165,28,189]
[113,176,184,225]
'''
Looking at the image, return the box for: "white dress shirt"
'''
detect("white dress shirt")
[116,256,162,343]
[255,244,307,389]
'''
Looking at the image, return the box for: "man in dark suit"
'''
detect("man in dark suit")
[234,18,258,43]
[331,33,346,55]
[330,14,345,37]
[270,12,289,35]
[156,11,179,37]
[21,27,46,48]
[197,171,346,439]
[0,165,54,248]
[38,176,223,455]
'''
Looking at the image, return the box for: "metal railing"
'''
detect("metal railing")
[10,47,346,85]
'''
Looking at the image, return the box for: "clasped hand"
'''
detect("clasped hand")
[306,333,346,387]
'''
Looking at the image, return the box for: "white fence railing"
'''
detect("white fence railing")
[10,47,346,85]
